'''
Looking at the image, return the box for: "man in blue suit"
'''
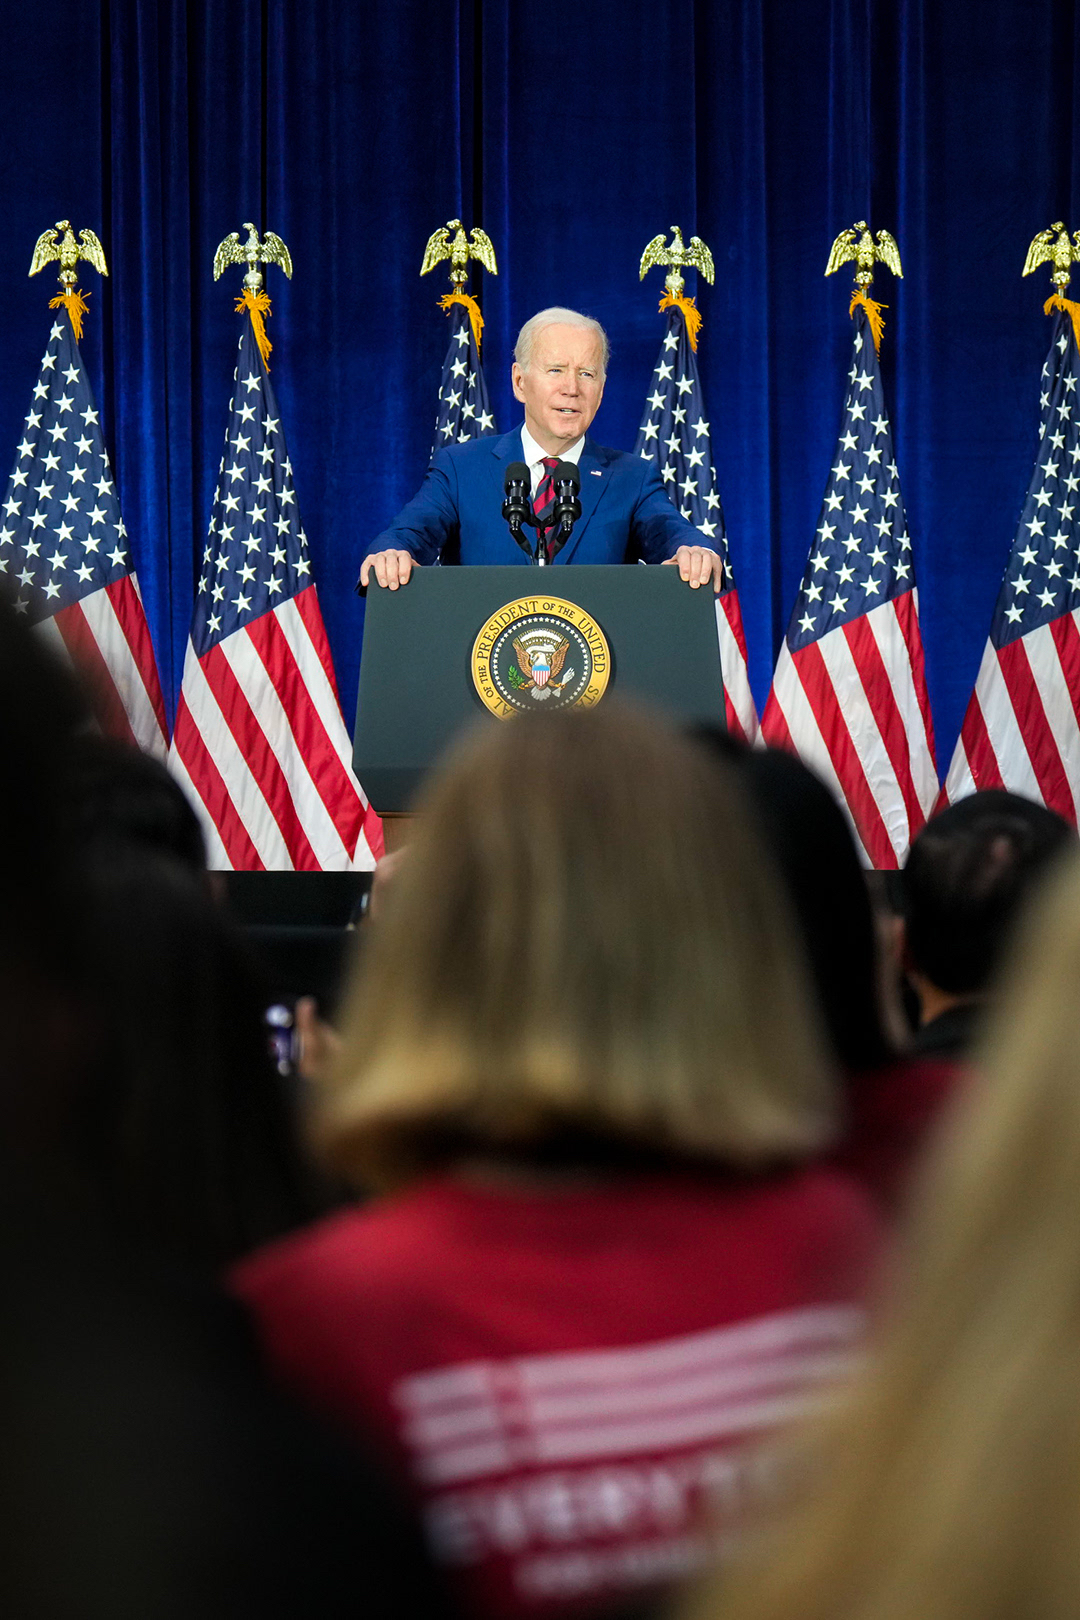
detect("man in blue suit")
[359,307,724,592]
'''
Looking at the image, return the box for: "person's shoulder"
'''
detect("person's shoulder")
[434,430,514,470]
[230,1183,461,1305]
[777,1160,885,1229]
[691,1161,883,1268]
[583,438,666,495]
[582,436,635,471]
[606,1163,882,1246]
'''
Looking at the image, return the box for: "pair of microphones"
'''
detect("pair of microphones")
[501,460,582,565]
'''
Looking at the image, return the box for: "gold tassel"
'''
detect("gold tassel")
[439,289,484,349]
[658,292,703,351]
[48,288,91,344]
[850,290,887,353]
[1045,293,1080,352]
[236,289,273,367]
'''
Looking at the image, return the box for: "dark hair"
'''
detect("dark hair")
[903,790,1074,994]
[0,588,94,1155]
[694,731,893,1073]
[0,587,88,951]
[61,735,206,872]
[74,850,324,1270]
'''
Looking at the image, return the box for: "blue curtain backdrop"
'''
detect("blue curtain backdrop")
[2,0,1080,767]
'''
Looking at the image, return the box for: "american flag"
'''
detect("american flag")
[634,302,758,741]
[0,310,168,754]
[761,305,938,867]
[943,308,1080,819]
[170,313,383,870]
[432,297,497,455]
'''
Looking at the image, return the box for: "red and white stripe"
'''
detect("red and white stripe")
[170,583,383,870]
[392,1306,862,1488]
[942,610,1080,822]
[761,589,938,868]
[716,589,758,743]
[37,573,168,758]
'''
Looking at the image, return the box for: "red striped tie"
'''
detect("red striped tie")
[533,456,559,531]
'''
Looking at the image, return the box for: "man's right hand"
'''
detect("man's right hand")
[360,550,416,590]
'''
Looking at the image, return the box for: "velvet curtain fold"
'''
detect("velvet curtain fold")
[1,0,1079,760]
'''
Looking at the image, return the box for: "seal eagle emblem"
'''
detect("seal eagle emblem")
[511,629,573,699]
[471,597,611,718]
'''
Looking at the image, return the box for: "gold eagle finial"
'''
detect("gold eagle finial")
[420,219,498,287]
[29,220,108,288]
[639,226,715,297]
[212,223,293,291]
[1022,222,1080,294]
[825,221,902,290]
[213,225,292,370]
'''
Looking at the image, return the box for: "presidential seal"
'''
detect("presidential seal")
[471,596,611,719]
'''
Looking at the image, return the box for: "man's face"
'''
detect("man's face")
[511,324,606,455]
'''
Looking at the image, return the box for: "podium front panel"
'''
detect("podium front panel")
[354,564,725,812]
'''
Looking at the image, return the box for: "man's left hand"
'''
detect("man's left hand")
[663,545,725,593]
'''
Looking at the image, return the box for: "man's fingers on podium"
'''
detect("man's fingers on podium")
[387,551,414,588]
[366,550,415,590]
[669,545,717,589]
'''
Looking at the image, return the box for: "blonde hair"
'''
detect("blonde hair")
[514,307,609,373]
[686,848,1080,1620]
[316,704,837,1190]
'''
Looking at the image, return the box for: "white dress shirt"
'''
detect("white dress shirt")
[520,424,585,496]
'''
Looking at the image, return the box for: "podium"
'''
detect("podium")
[353,565,726,814]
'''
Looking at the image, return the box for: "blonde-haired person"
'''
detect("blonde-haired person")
[233,704,882,1620]
[682,843,1080,1620]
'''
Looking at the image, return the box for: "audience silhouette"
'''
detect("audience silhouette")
[5,573,1079,1620]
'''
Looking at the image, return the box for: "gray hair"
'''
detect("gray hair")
[513,307,609,374]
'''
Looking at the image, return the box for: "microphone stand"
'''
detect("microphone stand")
[503,461,581,564]
[547,469,582,562]
[502,462,539,561]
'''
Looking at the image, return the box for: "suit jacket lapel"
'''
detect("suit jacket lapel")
[491,428,524,465]
[482,430,522,546]
[556,437,610,564]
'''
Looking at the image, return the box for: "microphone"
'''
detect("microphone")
[502,462,536,560]
[548,460,582,559]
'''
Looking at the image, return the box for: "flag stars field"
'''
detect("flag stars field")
[782,328,916,651]
[633,299,757,742]
[1,323,133,617]
[188,358,311,653]
[433,302,497,451]
[0,311,167,754]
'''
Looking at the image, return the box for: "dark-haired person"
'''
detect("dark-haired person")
[62,733,208,875]
[359,308,723,591]
[233,704,881,1620]
[0,585,455,1619]
[902,789,1073,1058]
[692,735,956,1212]
[71,849,330,1272]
